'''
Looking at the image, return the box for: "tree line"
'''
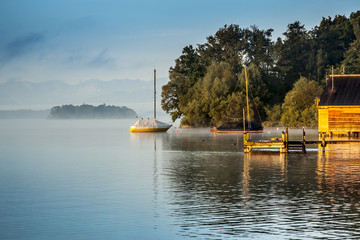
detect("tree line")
[48,104,137,119]
[161,11,360,127]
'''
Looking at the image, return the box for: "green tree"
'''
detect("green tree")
[161,11,360,127]
[274,21,311,94]
[312,14,356,78]
[238,64,268,123]
[244,26,274,70]
[161,45,205,121]
[340,39,360,74]
[206,61,240,125]
[48,104,136,119]
[180,79,211,127]
[181,62,268,127]
[264,104,282,127]
[182,61,238,126]
[198,24,246,72]
[280,77,323,127]
[339,11,360,74]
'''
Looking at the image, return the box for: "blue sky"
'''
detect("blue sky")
[0,0,359,84]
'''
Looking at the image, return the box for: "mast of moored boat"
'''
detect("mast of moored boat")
[245,66,250,129]
[243,108,246,134]
[154,68,156,120]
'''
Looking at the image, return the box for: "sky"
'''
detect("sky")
[0,0,359,85]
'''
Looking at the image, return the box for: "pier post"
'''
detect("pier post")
[321,133,326,153]
[281,131,286,153]
[243,132,251,153]
[285,128,289,152]
[302,128,306,153]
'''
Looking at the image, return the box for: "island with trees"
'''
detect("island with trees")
[48,104,137,119]
[161,11,360,127]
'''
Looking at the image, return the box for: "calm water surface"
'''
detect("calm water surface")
[0,119,359,239]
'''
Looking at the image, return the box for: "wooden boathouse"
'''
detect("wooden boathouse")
[243,74,360,153]
[318,74,360,136]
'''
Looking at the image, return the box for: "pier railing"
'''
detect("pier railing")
[244,128,360,153]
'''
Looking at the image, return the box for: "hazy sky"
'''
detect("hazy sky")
[0,0,359,84]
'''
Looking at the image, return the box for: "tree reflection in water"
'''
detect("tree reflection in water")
[160,130,360,239]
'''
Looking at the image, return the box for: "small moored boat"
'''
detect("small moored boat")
[130,68,171,132]
[210,66,263,134]
[130,119,171,132]
[210,121,263,133]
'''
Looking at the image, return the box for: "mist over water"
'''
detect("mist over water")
[0,119,359,239]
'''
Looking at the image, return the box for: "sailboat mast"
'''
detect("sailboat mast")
[245,66,250,128]
[154,68,156,119]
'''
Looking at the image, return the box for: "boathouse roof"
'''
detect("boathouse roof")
[318,75,360,106]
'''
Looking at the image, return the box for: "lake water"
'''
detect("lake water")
[0,119,359,239]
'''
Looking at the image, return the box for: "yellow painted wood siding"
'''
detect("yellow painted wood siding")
[319,106,360,133]
[318,108,328,132]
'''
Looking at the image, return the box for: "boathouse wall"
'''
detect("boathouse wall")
[318,75,360,135]
[318,106,360,134]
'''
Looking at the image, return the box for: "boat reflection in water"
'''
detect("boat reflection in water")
[3,120,360,239]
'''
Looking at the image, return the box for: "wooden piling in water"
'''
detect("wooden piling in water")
[302,128,306,153]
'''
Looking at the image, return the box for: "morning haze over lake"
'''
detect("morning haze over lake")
[1,120,359,239]
[1,0,360,239]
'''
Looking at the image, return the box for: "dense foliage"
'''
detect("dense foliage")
[162,11,360,127]
[265,77,323,127]
[49,104,137,119]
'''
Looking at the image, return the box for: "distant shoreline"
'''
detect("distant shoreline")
[48,104,137,119]
[0,104,138,119]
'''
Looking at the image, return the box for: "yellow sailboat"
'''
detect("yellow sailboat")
[130,69,171,132]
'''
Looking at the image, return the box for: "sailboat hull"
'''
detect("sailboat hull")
[210,129,264,133]
[130,119,171,132]
[130,127,171,132]
[210,121,263,133]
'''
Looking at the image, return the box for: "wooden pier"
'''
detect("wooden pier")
[244,128,360,153]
